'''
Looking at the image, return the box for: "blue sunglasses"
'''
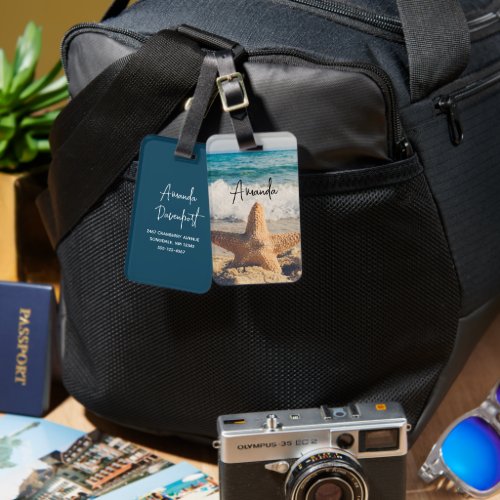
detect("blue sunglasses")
[419,381,500,497]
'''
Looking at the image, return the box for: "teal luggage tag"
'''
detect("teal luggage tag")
[125,136,213,293]
[125,50,223,293]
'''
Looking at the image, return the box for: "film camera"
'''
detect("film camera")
[215,402,408,500]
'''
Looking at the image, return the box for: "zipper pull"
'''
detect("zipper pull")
[437,96,464,146]
[395,136,414,160]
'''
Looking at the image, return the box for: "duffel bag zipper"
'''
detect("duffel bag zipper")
[469,9,500,32]
[436,71,500,145]
[62,24,411,159]
[61,24,148,66]
[277,0,500,40]
[250,47,409,159]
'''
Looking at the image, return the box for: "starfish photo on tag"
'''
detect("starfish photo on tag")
[206,132,302,286]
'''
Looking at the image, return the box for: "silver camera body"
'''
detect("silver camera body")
[216,402,408,500]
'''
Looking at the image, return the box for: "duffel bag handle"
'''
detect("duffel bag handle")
[396,0,470,101]
[103,0,471,102]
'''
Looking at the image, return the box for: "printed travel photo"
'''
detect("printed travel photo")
[99,462,219,500]
[207,133,302,286]
[138,470,218,499]
[0,415,172,500]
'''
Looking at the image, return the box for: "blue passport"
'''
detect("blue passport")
[0,281,55,416]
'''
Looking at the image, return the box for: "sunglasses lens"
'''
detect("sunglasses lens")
[442,416,500,491]
[496,383,500,404]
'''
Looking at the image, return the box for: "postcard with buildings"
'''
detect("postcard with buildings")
[0,415,190,500]
[0,415,218,500]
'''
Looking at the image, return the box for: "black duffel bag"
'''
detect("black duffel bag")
[39,0,500,442]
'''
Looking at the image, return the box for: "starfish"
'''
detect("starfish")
[211,202,300,273]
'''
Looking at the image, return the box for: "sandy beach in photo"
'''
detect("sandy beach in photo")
[211,218,302,285]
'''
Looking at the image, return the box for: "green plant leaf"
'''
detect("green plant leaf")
[0,139,9,156]
[9,22,42,97]
[34,138,50,152]
[0,49,13,96]
[0,114,16,141]
[20,110,59,129]
[12,22,42,75]
[16,87,68,114]
[14,131,38,163]
[19,61,62,102]
[34,75,67,97]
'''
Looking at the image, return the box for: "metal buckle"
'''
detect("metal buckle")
[216,72,249,113]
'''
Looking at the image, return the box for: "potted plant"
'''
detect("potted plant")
[0,22,68,283]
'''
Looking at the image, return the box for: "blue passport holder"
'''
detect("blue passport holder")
[0,281,56,416]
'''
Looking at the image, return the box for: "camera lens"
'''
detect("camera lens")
[310,479,350,500]
[285,450,368,500]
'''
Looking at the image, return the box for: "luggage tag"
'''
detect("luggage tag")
[125,136,213,294]
[125,50,223,294]
[207,132,302,286]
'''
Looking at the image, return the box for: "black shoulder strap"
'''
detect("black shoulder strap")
[38,30,203,247]
[49,54,134,152]
[396,0,470,101]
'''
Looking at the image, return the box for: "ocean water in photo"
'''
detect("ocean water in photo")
[207,149,300,221]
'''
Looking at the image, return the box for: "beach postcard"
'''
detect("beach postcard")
[109,462,219,500]
[99,461,218,500]
[206,132,302,286]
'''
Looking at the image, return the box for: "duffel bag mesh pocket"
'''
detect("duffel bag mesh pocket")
[58,154,460,438]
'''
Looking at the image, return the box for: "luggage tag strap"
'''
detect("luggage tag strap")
[175,51,219,159]
[175,49,260,159]
[214,50,260,151]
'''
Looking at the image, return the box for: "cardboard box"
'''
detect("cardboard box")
[0,169,59,283]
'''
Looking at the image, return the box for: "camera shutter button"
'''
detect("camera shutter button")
[266,414,280,431]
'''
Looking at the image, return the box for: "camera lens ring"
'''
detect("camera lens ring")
[285,449,368,500]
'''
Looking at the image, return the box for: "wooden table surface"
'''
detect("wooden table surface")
[45,314,500,500]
